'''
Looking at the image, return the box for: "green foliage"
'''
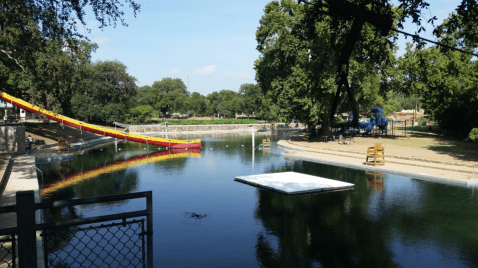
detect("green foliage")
[159,89,189,114]
[102,103,126,125]
[382,98,402,116]
[188,92,209,116]
[83,60,137,104]
[1,38,97,113]
[129,82,269,122]
[0,0,140,110]
[254,0,396,130]
[154,119,259,125]
[239,83,265,117]
[69,60,137,124]
[129,105,155,124]
[152,78,189,96]
[133,78,189,116]
[398,44,478,137]
[206,90,244,118]
[469,128,478,142]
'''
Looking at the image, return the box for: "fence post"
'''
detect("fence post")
[16,191,37,268]
[146,192,153,268]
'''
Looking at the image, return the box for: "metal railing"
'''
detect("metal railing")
[0,191,153,268]
[0,233,16,268]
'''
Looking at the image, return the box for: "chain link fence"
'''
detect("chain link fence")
[0,234,16,268]
[43,219,146,268]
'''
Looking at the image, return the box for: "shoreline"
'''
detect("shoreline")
[278,139,478,187]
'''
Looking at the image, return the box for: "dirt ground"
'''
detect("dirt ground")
[289,132,478,167]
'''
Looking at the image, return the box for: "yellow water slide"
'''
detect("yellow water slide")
[0,91,201,148]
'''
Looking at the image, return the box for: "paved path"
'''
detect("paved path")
[278,139,478,187]
[0,154,44,268]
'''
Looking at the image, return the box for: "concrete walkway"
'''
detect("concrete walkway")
[0,154,44,268]
[278,139,478,187]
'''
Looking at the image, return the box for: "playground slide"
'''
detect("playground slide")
[364,123,375,135]
[0,92,201,148]
[41,148,201,196]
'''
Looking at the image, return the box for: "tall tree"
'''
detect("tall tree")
[206,90,243,118]
[254,0,396,135]
[70,60,137,124]
[239,83,263,117]
[152,78,189,96]
[398,44,477,137]
[188,92,209,116]
[0,0,140,110]
[159,89,189,115]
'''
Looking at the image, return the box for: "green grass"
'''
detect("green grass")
[154,119,261,125]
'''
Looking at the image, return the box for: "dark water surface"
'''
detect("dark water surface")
[38,133,478,268]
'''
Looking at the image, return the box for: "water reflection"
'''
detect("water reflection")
[365,171,385,192]
[256,160,478,267]
[36,132,478,267]
[41,148,201,197]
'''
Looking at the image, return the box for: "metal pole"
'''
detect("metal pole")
[252,126,255,151]
[252,126,255,168]
[146,192,153,268]
[16,191,38,268]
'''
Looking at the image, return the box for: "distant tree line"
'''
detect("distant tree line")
[128,80,274,124]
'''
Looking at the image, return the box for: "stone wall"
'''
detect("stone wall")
[128,123,305,134]
[0,126,25,155]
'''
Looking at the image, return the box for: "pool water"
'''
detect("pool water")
[38,133,478,268]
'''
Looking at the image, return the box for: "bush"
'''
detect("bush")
[469,128,478,142]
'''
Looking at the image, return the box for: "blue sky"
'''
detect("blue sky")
[82,0,460,96]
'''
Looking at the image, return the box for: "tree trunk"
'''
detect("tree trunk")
[319,114,330,136]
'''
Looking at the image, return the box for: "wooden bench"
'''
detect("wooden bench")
[365,143,385,166]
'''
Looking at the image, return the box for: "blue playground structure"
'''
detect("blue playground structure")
[357,107,388,135]
[336,107,388,135]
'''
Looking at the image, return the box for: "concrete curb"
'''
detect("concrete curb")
[35,137,115,164]
[0,155,14,196]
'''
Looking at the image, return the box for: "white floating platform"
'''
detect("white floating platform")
[235,171,354,195]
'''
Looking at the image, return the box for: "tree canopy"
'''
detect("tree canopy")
[70,60,137,124]
[255,0,478,136]
[0,0,140,110]
[254,0,396,133]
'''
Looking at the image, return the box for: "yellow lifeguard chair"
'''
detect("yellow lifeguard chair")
[366,143,385,166]
[263,138,271,147]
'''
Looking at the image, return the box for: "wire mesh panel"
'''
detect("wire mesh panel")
[0,234,16,268]
[43,219,146,268]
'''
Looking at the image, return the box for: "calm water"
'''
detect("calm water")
[38,133,478,268]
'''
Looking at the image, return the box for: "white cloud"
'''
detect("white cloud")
[170,68,179,74]
[194,65,216,76]
[224,71,252,79]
